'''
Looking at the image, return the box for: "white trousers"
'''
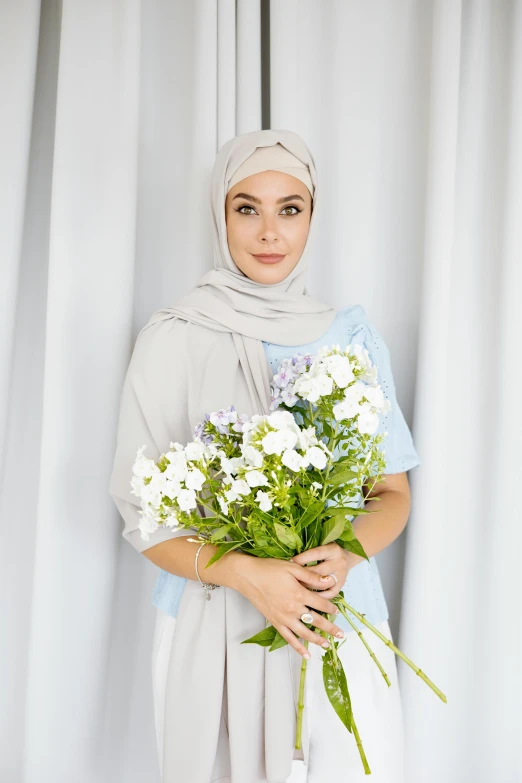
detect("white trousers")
[152,607,405,782]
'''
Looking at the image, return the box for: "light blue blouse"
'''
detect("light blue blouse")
[151,304,421,632]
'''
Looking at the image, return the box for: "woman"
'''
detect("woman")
[109,129,420,782]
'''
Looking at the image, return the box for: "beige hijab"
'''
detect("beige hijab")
[111,129,339,782]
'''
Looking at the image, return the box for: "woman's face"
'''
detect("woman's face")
[225,170,312,284]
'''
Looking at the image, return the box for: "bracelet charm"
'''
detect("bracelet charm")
[188,537,221,600]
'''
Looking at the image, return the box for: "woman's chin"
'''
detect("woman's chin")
[239,260,295,284]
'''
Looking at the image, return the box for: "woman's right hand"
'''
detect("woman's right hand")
[229,555,345,659]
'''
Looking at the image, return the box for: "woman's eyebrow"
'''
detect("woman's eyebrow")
[232,192,305,205]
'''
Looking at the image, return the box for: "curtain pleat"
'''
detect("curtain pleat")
[1,2,520,781]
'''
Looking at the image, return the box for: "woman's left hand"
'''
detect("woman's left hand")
[290,542,354,599]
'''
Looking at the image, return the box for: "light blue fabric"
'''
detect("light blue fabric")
[151,304,421,632]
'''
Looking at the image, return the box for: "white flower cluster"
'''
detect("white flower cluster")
[130,343,391,542]
[130,438,218,540]
[270,343,391,435]
[214,409,330,514]
[130,408,330,539]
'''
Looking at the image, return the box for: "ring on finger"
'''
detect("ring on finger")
[300,612,314,624]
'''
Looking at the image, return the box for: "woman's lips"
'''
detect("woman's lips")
[252,253,286,264]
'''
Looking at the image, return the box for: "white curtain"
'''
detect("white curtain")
[1,2,520,781]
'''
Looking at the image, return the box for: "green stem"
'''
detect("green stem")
[351,714,371,774]
[295,641,309,749]
[336,597,447,703]
[336,607,391,687]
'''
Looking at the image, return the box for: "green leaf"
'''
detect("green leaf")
[327,467,359,486]
[241,625,278,646]
[269,630,289,651]
[323,506,358,517]
[210,524,232,542]
[256,509,279,526]
[205,540,244,568]
[296,499,325,532]
[338,523,356,542]
[338,537,369,561]
[262,544,290,558]
[322,650,353,733]
[321,515,346,545]
[274,522,300,550]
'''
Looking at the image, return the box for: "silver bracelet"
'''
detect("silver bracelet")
[188,538,221,601]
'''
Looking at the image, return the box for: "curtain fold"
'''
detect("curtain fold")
[1,2,519,781]
[400,2,522,780]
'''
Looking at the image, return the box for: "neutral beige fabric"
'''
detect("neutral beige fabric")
[109,129,339,782]
[226,141,314,197]
[152,608,405,782]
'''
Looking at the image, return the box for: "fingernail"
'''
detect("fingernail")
[320,575,332,581]
[321,640,330,648]
[336,631,344,639]
[303,652,311,659]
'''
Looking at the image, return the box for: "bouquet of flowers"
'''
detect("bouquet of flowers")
[130,341,446,774]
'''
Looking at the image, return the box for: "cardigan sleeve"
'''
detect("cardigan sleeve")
[108,316,199,554]
[358,321,421,474]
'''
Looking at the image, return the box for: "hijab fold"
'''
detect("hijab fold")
[111,129,339,782]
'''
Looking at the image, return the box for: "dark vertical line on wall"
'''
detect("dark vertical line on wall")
[260,0,271,129]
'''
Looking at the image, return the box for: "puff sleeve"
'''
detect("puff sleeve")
[359,321,421,474]
[108,316,199,554]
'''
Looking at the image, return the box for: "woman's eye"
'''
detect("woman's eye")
[237,205,301,216]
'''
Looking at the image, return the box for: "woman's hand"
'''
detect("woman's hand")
[290,542,355,599]
[230,556,347,659]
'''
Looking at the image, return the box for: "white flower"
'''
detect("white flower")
[273,367,294,388]
[185,468,206,491]
[177,488,198,511]
[138,512,159,540]
[293,372,333,402]
[132,446,158,479]
[297,425,318,451]
[217,495,229,515]
[332,398,360,421]
[245,470,269,488]
[267,410,300,433]
[130,475,144,496]
[224,479,251,502]
[362,385,391,414]
[280,385,299,406]
[161,478,183,500]
[169,441,185,452]
[164,512,181,529]
[242,444,264,468]
[281,449,304,472]
[217,451,245,476]
[231,478,250,495]
[255,490,273,512]
[324,354,355,388]
[164,451,189,481]
[344,381,367,403]
[185,441,207,462]
[242,414,269,445]
[357,410,379,435]
[311,481,323,490]
[262,428,298,455]
[140,474,165,506]
[303,445,328,470]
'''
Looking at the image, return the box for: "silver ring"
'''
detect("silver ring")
[300,612,314,624]
[328,572,338,585]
